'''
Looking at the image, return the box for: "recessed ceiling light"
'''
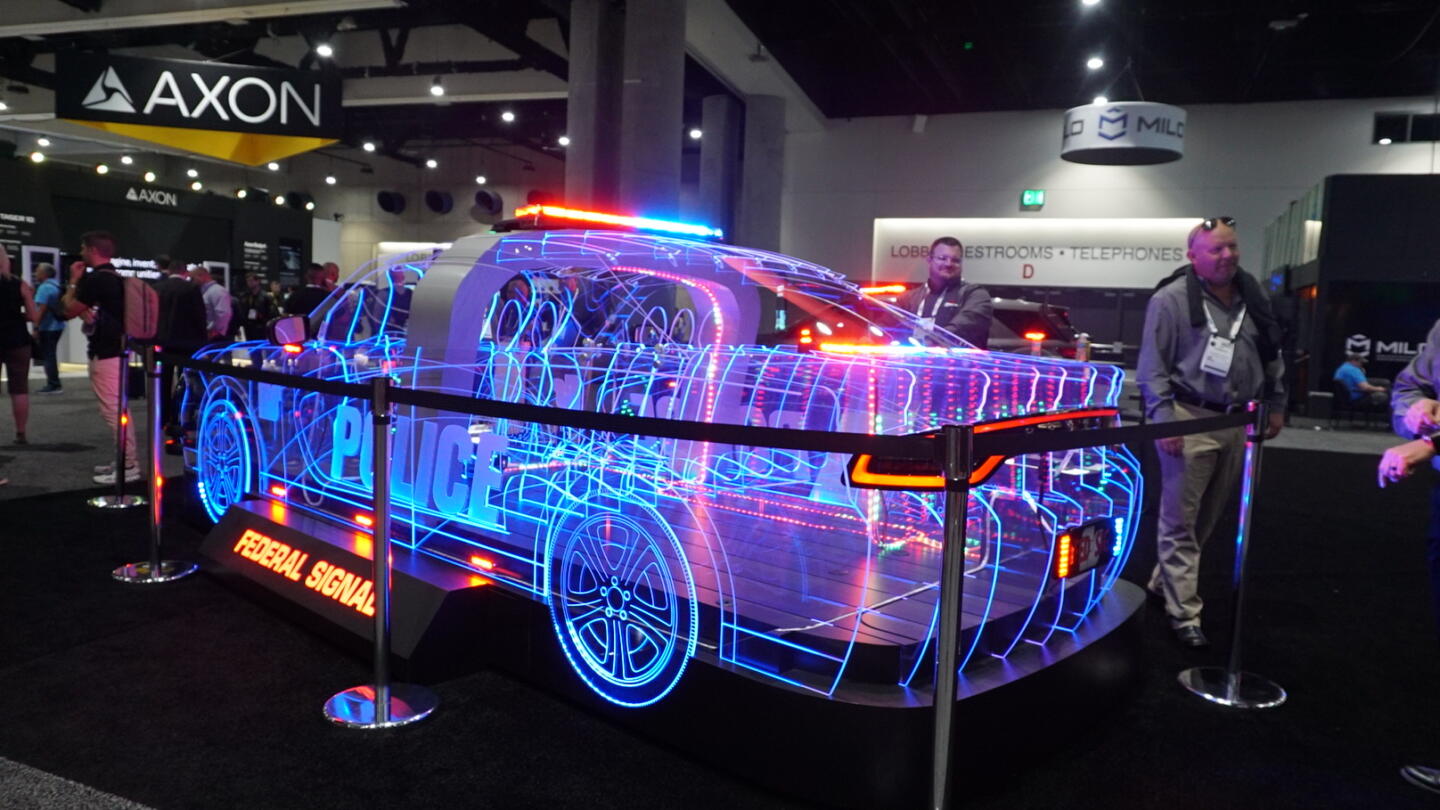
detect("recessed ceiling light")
[689,128,702,140]
[305,201,316,211]
[425,158,438,169]
[95,163,109,175]
[267,161,280,171]
[362,141,376,152]
[1093,95,1108,105]
[430,76,445,97]
[325,175,337,185]
[29,151,44,163]
[120,155,134,165]
[500,110,515,123]
[1082,0,1100,6]
[190,180,202,191]
[557,135,570,146]
[186,168,199,178]
[475,175,487,185]
[236,188,248,198]
[36,137,50,147]
[143,171,156,182]
[315,42,334,58]
[0,101,8,111]
[1086,56,1104,70]
[1379,137,1393,145]
[274,194,286,206]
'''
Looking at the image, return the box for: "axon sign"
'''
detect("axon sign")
[125,187,178,207]
[57,53,341,138]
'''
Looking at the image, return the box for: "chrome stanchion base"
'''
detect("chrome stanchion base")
[112,560,199,584]
[1178,666,1286,709]
[87,494,147,510]
[323,684,438,729]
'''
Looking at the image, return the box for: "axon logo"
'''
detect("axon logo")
[1345,334,1371,356]
[82,67,135,113]
[126,187,178,207]
[1098,108,1127,140]
[85,66,323,127]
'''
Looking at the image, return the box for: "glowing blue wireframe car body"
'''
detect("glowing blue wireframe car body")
[186,228,1141,707]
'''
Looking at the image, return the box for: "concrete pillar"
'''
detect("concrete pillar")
[564,0,623,209]
[617,0,686,217]
[736,94,785,252]
[698,94,741,236]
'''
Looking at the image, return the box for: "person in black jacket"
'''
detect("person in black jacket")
[152,255,207,436]
[284,263,331,319]
[895,237,993,348]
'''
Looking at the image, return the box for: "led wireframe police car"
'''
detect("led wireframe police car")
[185,206,1141,707]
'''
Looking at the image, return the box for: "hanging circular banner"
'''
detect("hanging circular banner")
[1061,101,1186,165]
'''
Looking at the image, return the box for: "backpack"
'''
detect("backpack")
[123,276,160,340]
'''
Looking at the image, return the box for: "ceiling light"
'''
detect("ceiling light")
[557,135,570,146]
[362,141,376,152]
[689,128,702,140]
[325,175,337,185]
[425,158,438,169]
[29,151,44,163]
[267,161,280,171]
[120,155,134,165]
[1093,95,1108,105]
[236,188,248,198]
[475,175,487,185]
[430,76,445,97]
[190,181,203,191]
[187,168,199,178]
[95,163,109,175]
[275,194,286,206]
[36,137,50,147]
[0,101,7,111]
[1086,56,1104,70]
[315,42,334,58]
[500,110,515,123]
[1379,138,1393,145]
[1082,0,1100,6]
[143,171,156,182]
[305,201,316,211]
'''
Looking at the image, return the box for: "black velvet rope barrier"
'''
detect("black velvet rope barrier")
[164,351,1261,463]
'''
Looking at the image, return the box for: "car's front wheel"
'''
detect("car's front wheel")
[195,389,260,523]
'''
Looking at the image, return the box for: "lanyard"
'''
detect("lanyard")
[921,289,949,318]
[1202,300,1245,341]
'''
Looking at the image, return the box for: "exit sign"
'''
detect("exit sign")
[1020,189,1046,211]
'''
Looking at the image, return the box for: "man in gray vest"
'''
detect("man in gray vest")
[897,236,993,348]
[1136,217,1285,648]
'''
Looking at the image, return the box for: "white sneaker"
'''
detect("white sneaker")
[93,463,114,475]
[93,466,141,485]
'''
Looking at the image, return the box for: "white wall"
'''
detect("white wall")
[782,97,1440,282]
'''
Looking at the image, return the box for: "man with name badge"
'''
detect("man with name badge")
[897,236,993,348]
[1137,216,1285,648]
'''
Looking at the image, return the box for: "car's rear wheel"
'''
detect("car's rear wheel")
[196,390,259,523]
[546,505,697,707]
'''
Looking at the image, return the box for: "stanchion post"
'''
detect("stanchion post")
[324,375,438,728]
[1178,400,1286,709]
[88,341,145,511]
[931,424,973,810]
[112,345,198,584]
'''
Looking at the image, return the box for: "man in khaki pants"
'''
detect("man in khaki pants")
[1136,217,1285,647]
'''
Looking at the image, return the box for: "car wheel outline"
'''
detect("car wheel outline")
[196,388,259,523]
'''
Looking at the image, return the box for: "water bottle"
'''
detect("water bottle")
[1076,332,1091,362]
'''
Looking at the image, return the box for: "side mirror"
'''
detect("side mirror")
[268,315,308,346]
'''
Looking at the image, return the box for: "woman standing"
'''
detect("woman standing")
[0,244,40,461]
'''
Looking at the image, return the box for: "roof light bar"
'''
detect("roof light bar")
[513,204,724,240]
[858,284,910,295]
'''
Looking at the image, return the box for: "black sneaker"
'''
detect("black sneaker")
[37,385,62,394]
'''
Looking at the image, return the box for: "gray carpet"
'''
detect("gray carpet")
[0,757,154,810]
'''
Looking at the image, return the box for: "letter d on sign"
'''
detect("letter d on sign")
[1022,263,1035,279]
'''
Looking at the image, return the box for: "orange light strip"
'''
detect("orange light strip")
[858,284,909,295]
[973,408,1117,434]
[817,343,960,356]
[1023,331,1047,342]
[354,513,374,527]
[282,344,303,354]
[468,555,495,571]
[1056,533,1073,578]
[269,485,288,498]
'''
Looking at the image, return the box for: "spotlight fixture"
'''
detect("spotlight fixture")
[689,128,702,140]
[1082,0,1100,6]
[36,137,50,147]
[430,76,445,97]
[186,168,199,178]
[1379,138,1393,145]
[325,175,337,185]
[267,161,280,171]
[236,188,248,198]
[28,151,43,163]
[315,42,334,58]
[362,141,376,152]
[557,135,570,146]
[143,171,157,182]
[1086,56,1104,70]
[95,163,109,175]
[191,180,203,191]
[120,155,134,165]
[305,201,316,211]
[274,194,286,205]
[0,100,7,111]
[500,110,515,123]
[425,158,438,169]
[1093,95,1108,104]
[475,175,487,185]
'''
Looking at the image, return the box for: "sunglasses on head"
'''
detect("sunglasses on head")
[1201,216,1236,231]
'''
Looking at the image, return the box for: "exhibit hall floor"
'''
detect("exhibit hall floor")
[0,388,1437,808]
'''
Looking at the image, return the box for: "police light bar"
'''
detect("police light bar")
[513,204,724,240]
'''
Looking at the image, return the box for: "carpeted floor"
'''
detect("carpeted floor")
[0,446,1437,809]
